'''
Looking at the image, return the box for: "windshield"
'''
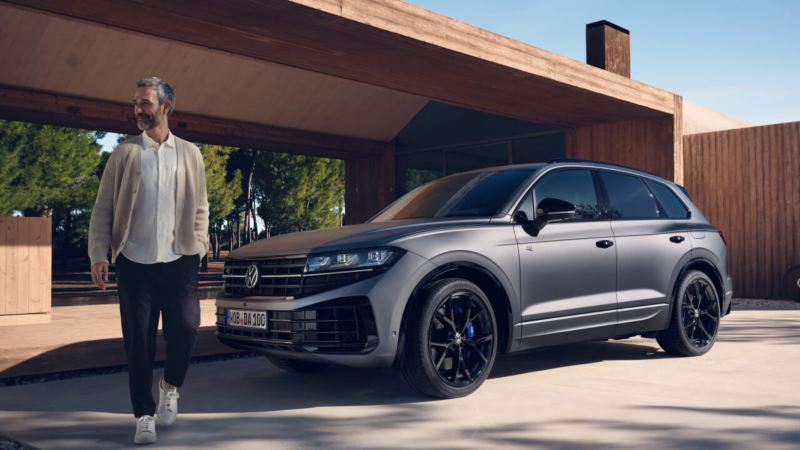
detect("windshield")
[371,168,536,222]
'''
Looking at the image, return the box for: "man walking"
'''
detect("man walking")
[88,77,209,444]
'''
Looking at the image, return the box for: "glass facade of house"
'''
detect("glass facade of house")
[395,102,565,195]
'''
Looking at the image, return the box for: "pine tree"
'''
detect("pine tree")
[255,153,344,236]
[200,144,243,258]
[0,120,102,266]
[0,121,26,215]
[3,121,101,217]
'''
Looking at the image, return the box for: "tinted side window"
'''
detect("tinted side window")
[645,180,690,219]
[599,171,659,219]
[533,169,602,220]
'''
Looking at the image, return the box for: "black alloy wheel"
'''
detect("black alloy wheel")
[428,289,495,388]
[400,278,498,398]
[680,278,721,348]
[657,270,721,356]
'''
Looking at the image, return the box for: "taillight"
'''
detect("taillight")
[719,230,727,246]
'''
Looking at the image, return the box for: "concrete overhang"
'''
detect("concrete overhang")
[0,0,678,155]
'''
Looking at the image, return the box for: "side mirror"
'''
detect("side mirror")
[513,210,531,224]
[514,209,547,236]
[537,197,576,222]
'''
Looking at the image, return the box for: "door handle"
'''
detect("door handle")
[596,240,614,249]
[670,235,685,243]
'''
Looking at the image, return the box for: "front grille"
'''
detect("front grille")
[223,257,379,298]
[216,297,378,353]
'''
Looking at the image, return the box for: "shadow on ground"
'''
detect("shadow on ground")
[0,339,668,416]
[3,402,799,449]
[2,311,800,449]
[718,315,800,345]
[0,327,235,381]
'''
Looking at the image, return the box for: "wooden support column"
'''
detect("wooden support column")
[673,95,684,185]
[344,142,396,225]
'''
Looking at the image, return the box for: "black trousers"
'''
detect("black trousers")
[116,253,201,418]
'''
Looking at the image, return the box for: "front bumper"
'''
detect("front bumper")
[215,251,436,367]
[216,296,379,354]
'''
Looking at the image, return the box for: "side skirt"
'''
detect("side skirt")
[514,304,670,351]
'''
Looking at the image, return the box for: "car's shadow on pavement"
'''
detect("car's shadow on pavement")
[0,339,666,417]
[490,339,666,379]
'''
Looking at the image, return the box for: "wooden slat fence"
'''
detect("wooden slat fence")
[683,122,800,299]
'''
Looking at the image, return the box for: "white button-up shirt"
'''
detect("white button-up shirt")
[120,131,181,264]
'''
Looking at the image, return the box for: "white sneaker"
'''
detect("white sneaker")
[156,379,180,426]
[134,415,156,445]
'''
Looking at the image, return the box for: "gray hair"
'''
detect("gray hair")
[136,77,176,115]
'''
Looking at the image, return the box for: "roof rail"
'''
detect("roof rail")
[547,158,662,179]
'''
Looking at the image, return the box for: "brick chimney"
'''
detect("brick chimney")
[586,20,630,77]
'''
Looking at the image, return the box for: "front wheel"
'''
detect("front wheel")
[400,278,498,398]
[657,270,721,356]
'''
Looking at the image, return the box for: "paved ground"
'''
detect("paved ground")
[0,300,235,380]
[1,308,798,450]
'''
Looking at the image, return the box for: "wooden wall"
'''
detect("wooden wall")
[684,122,800,299]
[566,116,676,181]
[344,144,396,225]
[0,216,51,316]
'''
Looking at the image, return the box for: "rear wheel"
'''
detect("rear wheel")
[400,278,498,398]
[657,270,721,356]
[266,356,329,372]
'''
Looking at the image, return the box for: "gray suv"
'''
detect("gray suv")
[216,160,733,398]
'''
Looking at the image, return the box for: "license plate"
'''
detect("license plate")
[226,309,267,330]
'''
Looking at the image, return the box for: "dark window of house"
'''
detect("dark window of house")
[445,143,509,175]
[512,133,565,163]
[397,150,443,195]
[645,180,690,219]
[533,169,602,220]
[599,171,659,219]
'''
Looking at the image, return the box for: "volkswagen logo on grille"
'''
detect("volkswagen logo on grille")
[245,263,260,289]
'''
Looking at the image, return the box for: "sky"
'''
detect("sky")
[407,0,800,126]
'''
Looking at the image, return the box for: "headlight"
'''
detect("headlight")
[304,248,403,273]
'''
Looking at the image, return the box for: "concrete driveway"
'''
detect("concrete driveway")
[1,309,798,449]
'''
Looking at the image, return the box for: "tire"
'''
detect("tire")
[657,270,721,356]
[400,278,498,398]
[266,356,329,372]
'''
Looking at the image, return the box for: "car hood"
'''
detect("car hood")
[227,218,490,259]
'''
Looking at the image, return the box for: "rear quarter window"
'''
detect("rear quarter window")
[645,180,690,219]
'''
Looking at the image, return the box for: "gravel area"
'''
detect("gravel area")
[732,297,800,310]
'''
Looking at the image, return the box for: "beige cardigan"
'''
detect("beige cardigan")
[88,134,209,266]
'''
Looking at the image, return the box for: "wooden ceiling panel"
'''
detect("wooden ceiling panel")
[0,3,428,141]
[3,0,675,128]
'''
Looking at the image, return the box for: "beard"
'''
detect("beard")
[136,111,162,131]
